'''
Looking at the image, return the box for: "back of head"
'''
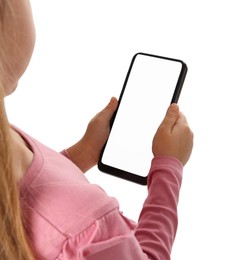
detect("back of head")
[0,1,34,259]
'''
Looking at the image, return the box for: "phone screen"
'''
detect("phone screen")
[98,53,187,185]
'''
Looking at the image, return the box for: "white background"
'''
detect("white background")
[5,1,232,259]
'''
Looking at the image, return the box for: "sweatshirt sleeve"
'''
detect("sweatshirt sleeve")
[135,156,183,260]
[60,149,71,159]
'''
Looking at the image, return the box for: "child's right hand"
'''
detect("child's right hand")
[152,104,193,166]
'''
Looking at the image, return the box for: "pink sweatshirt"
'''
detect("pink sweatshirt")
[18,128,183,260]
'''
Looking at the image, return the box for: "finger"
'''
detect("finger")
[176,111,189,126]
[160,103,180,131]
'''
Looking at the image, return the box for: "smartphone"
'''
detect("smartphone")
[98,52,187,185]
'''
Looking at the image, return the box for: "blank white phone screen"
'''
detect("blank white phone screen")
[102,54,183,177]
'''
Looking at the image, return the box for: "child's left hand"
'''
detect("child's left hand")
[66,97,118,172]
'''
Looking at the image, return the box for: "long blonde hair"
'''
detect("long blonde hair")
[0,1,34,259]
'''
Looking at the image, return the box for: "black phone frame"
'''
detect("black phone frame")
[98,52,188,185]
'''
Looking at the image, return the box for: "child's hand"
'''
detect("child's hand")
[152,104,193,166]
[67,97,118,172]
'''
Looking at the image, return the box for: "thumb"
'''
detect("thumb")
[160,103,179,132]
[101,97,118,120]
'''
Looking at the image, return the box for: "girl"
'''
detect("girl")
[0,0,193,259]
